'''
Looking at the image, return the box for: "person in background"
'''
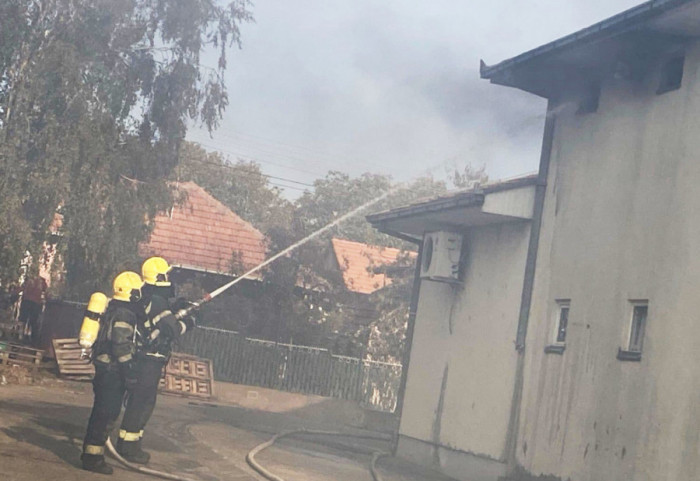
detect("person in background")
[18,276,48,346]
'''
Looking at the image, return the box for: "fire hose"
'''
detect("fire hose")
[107,429,391,481]
[105,438,199,481]
[245,430,391,481]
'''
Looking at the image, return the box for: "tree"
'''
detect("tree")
[451,163,489,189]
[230,171,447,355]
[363,252,415,363]
[175,142,293,233]
[293,171,448,248]
[0,0,252,295]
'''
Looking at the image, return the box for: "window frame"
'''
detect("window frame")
[617,300,649,362]
[657,55,684,95]
[544,299,570,355]
[576,83,601,115]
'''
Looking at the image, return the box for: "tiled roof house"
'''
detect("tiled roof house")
[140,181,266,275]
[330,238,416,295]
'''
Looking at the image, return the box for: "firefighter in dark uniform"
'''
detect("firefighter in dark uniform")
[116,256,195,463]
[81,271,144,474]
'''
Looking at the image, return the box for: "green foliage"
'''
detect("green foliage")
[176,142,293,233]
[450,163,489,189]
[293,171,448,248]
[0,0,252,294]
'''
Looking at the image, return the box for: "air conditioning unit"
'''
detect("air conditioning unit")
[420,231,463,283]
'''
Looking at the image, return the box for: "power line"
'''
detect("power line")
[193,140,327,177]
[269,183,307,192]
[183,154,312,193]
[185,152,315,187]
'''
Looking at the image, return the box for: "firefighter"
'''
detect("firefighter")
[81,271,144,475]
[116,256,195,463]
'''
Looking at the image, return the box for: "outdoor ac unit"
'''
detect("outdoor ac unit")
[420,231,463,283]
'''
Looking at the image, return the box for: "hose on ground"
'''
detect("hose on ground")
[246,429,391,481]
[105,437,200,481]
[370,451,389,481]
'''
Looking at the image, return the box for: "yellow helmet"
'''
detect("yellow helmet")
[113,271,144,302]
[142,256,172,286]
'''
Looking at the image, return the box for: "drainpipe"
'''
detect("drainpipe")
[392,241,423,454]
[503,99,557,472]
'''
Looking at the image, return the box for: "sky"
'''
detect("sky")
[187,0,642,196]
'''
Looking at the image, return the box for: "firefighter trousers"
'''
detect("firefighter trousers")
[119,357,164,447]
[83,365,126,457]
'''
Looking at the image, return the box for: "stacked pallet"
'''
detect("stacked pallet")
[159,353,214,399]
[50,340,214,396]
[0,341,44,369]
[52,338,95,380]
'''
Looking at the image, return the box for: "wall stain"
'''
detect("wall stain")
[431,363,449,466]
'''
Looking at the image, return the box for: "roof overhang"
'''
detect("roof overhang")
[481,0,700,98]
[367,176,537,241]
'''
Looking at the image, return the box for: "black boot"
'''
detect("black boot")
[81,453,113,475]
[136,437,151,463]
[116,438,150,465]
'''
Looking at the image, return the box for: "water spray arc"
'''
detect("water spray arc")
[173,188,397,322]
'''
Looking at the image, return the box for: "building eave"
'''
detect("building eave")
[368,175,538,240]
[480,0,699,98]
[367,192,485,225]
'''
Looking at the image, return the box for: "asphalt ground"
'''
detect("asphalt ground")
[0,379,453,481]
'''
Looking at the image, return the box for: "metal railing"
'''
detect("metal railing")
[177,326,401,412]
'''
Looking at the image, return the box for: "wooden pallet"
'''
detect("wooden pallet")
[52,338,95,380]
[159,352,214,399]
[166,355,214,380]
[159,375,214,398]
[0,341,44,369]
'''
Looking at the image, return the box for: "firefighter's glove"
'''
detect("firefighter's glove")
[172,297,190,311]
[181,314,196,332]
[157,319,176,340]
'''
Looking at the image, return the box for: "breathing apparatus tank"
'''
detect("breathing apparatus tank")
[79,292,109,352]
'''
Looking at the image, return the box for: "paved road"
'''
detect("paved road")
[0,381,452,481]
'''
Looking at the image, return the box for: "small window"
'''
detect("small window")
[628,303,648,352]
[618,301,648,361]
[657,56,684,94]
[577,84,601,114]
[545,300,569,354]
[555,302,570,343]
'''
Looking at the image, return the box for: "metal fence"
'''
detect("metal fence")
[176,326,402,412]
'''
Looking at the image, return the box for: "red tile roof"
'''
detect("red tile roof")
[331,238,416,294]
[140,182,267,274]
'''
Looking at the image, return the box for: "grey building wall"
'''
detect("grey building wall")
[397,221,531,481]
[515,40,700,481]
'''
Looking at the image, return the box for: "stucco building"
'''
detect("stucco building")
[370,1,700,480]
[368,177,538,481]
